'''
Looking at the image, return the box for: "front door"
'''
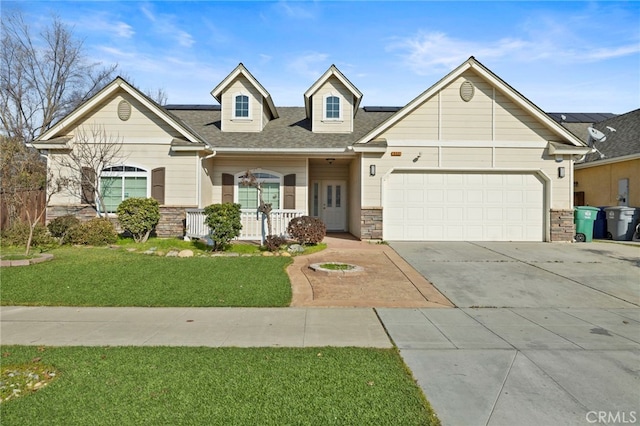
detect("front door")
[312,180,346,231]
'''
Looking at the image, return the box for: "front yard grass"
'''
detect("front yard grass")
[0,246,292,307]
[1,345,440,425]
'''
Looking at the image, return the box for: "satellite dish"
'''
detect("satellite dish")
[588,127,606,143]
[606,126,616,132]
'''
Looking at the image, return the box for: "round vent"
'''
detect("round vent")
[118,100,131,121]
[460,81,475,102]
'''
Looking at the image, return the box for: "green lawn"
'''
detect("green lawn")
[1,345,440,425]
[0,246,292,307]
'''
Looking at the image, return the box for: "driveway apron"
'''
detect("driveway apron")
[380,242,640,426]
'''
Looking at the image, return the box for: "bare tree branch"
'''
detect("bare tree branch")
[0,10,118,143]
[52,124,126,217]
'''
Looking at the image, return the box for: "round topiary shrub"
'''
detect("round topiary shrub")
[116,197,160,243]
[69,218,118,246]
[47,214,81,244]
[203,203,242,251]
[287,216,326,245]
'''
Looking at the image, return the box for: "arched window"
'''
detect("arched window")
[325,95,340,119]
[236,170,281,210]
[234,94,249,118]
[100,165,149,213]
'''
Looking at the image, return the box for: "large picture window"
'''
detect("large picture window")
[237,171,281,210]
[100,166,148,213]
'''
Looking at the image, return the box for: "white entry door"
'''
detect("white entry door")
[313,180,346,231]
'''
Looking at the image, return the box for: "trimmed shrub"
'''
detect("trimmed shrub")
[203,203,242,251]
[287,216,326,245]
[264,235,287,252]
[1,221,55,249]
[69,218,118,246]
[117,197,160,243]
[47,214,81,244]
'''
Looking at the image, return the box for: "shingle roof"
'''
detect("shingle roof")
[167,106,395,151]
[548,112,617,123]
[582,108,640,163]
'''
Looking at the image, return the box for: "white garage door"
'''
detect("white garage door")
[384,172,544,241]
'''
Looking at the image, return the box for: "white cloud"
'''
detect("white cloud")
[139,3,195,49]
[274,1,316,20]
[287,52,330,78]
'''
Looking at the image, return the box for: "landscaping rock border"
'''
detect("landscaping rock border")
[308,262,364,276]
[0,253,54,267]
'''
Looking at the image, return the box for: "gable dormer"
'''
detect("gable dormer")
[304,65,362,134]
[211,64,278,132]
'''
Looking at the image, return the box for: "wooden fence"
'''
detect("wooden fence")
[0,189,46,230]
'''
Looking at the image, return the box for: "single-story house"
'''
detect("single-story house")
[564,109,639,207]
[32,56,591,242]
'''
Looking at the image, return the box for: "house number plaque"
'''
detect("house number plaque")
[391,152,402,156]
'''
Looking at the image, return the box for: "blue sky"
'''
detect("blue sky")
[9,1,640,113]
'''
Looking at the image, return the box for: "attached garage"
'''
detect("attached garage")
[383,171,545,241]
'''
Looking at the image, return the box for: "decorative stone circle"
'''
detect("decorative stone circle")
[0,253,54,267]
[309,262,364,276]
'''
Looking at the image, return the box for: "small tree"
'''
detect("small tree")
[240,170,273,243]
[52,123,125,217]
[203,203,242,251]
[117,197,160,243]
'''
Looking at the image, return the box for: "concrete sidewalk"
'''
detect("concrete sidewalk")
[378,307,640,426]
[0,306,392,348]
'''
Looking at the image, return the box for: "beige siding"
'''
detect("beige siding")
[209,157,307,211]
[76,92,178,142]
[349,158,362,238]
[441,73,494,140]
[220,76,265,132]
[378,70,556,144]
[441,147,492,168]
[311,77,354,133]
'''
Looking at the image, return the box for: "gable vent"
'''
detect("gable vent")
[460,81,475,102]
[118,100,132,121]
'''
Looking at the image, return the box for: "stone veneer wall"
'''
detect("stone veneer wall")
[360,207,383,240]
[47,205,188,238]
[550,209,575,242]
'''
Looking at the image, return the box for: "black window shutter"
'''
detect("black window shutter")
[81,167,95,204]
[222,173,234,203]
[284,174,296,210]
[151,167,165,204]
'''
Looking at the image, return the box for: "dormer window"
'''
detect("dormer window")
[234,94,249,118]
[325,95,341,120]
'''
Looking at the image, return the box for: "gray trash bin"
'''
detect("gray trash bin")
[604,206,640,241]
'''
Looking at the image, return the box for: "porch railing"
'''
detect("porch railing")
[185,208,305,241]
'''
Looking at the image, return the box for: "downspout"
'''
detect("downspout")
[199,150,217,208]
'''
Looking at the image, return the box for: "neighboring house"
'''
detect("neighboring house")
[32,57,590,242]
[556,109,639,207]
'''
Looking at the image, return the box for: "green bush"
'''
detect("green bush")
[47,214,81,244]
[287,216,326,245]
[0,221,55,249]
[69,218,118,246]
[116,197,160,243]
[264,235,287,252]
[203,203,242,251]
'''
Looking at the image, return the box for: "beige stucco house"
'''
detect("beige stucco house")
[569,109,640,208]
[32,57,591,242]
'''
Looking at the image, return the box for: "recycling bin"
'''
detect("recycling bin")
[604,206,640,241]
[574,206,600,242]
[592,207,608,239]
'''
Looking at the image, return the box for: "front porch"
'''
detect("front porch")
[185,209,305,241]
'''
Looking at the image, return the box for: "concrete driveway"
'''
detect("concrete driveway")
[381,241,640,426]
[389,241,639,308]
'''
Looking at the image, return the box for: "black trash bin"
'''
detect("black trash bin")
[593,207,608,239]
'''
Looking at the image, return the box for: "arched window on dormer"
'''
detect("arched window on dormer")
[234,94,250,118]
[324,95,341,120]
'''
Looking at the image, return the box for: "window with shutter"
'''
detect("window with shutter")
[81,167,96,204]
[151,168,165,205]
[284,174,295,210]
[222,173,234,203]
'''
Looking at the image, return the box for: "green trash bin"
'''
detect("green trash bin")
[574,206,600,242]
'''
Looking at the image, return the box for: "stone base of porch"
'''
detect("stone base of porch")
[550,209,575,242]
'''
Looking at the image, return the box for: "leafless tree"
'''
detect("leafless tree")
[53,124,126,217]
[0,10,118,143]
[0,136,67,254]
